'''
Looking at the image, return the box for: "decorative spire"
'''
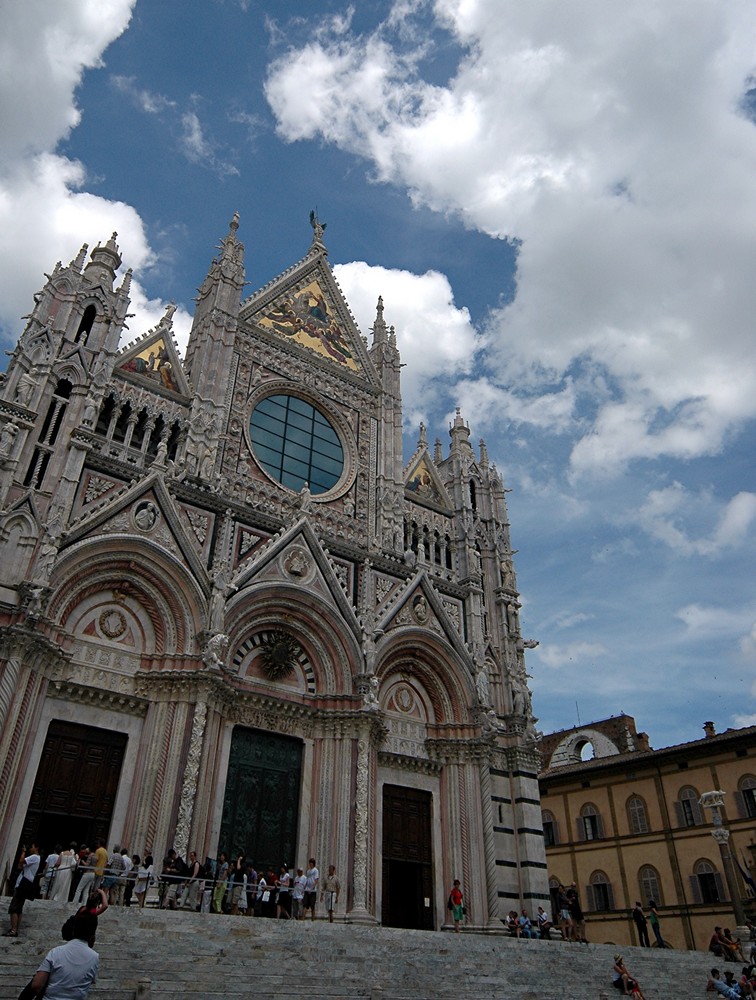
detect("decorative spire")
[118,268,133,295]
[434,437,443,463]
[229,211,240,236]
[479,438,489,467]
[71,244,88,272]
[372,295,388,344]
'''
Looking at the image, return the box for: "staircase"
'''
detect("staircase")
[0,900,722,999]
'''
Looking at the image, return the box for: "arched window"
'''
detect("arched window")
[675,786,703,828]
[586,871,614,911]
[548,876,561,919]
[577,803,603,842]
[75,304,97,343]
[638,865,662,906]
[627,795,649,835]
[576,739,595,762]
[735,775,756,819]
[469,479,477,511]
[689,859,726,905]
[542,810,559,847]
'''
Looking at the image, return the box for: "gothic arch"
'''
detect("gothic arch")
[374,629,473,725]
[47,537,205,656]
[545,727,623,768]
[53,359,87,386]
[224,581,362,697]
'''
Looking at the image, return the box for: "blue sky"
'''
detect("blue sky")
[1,1,755,746]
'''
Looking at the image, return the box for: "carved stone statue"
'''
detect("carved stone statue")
[699,790,726,810]
[203,632,228,670]
[209,567,235,631]
[134,502,158,531]
[14,367,38,407]
[297,483,312,512]
[475,661,491,706]
[0,420,18,457]
[363,674,380,710]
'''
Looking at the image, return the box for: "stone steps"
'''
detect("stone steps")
[0,900,726,999]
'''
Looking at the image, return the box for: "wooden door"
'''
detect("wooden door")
[21,720,127,853]
[382,784,434,929]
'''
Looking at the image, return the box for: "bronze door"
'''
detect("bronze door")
[21,720,127,853]
[218,727,302,873]
[382,784,434,930]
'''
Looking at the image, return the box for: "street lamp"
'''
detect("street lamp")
[699,790,746,929]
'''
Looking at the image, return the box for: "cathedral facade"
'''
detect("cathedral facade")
[0,216,546,928]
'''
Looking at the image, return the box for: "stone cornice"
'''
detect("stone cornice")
[47,677,147,717]
[377,750,443,776]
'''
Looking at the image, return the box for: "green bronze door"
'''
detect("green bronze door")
[219,727,302,872]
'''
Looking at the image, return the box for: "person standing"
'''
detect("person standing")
[4,842,40,937]
[556,883,574,941]
[182,851,202,910]
[632,901,650,947]
[93,840,108,890]
[449,879,463,933]
[42,845,62,899]
[292,867,306,920]
[566,883,587,943]
[212,853,229,914]
[277,865,291,919]
[303,858,319,921]
[73,848,97,905]
[648,900,665,948]
[133,856,154,909]
[25,911,99,1000]
[321,866,341,924]
[51,843,78,902]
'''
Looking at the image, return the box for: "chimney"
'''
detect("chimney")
[703,721,716,738]
[636,732,651,751]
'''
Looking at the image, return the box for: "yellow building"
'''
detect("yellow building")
[538,716,756,950]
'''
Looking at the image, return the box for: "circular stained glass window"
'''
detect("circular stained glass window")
[249,393,344,495]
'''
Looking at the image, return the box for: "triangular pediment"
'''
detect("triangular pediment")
[115,315,191,398]
[404,453,452,510]
[241,250,377,384]
[62,473,209,589]
[378,570,472,664]
[231,518,361,638]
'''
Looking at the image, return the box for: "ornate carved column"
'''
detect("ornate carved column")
[349,732,372,922]
[174,701,207,858]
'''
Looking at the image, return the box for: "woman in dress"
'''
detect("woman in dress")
[42,845,61,898]
[50,841,78,902]
[134,855,154,909]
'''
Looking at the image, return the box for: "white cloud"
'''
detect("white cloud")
[265,1,756,475]
[637,483,756,555]
[333,261,480,424]
[111,75,176,114]
[0,0,183,352]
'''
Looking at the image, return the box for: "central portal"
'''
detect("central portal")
[381,784,434,930]
[219,727,302,873]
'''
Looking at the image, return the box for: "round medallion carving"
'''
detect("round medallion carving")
[133,500,159,532]
[99,609,127,639]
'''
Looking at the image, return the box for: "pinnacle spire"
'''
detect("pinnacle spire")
[308,209,328,255]
[372,295,388,344]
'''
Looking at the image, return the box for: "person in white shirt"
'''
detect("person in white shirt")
[292,867,306,920]
[303,858,319,922]
[28,911,99,999]
[5,842,41,937]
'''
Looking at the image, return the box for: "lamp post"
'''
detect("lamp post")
[699,790,746,929]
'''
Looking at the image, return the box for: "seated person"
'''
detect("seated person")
[723,929,746,964]
[711,927,733,960]
[518,909,536,939]
[536,905,553,939]
[505,909,520,937]
[707,968,743,999]
[611,955,647,998]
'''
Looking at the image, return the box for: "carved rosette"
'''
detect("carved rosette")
[259,631,299,681]
[174,700,207,857]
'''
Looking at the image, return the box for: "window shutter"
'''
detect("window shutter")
[605,882,615,911]
[551,818,560,846]
[734,790,747,819]
[691,797,704,825]
[689,875,702,904]
[585,884,595,911]
[673,801,685,827]
[595,813,604,839]
[576,817,585,841]
[713,872,727,902]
